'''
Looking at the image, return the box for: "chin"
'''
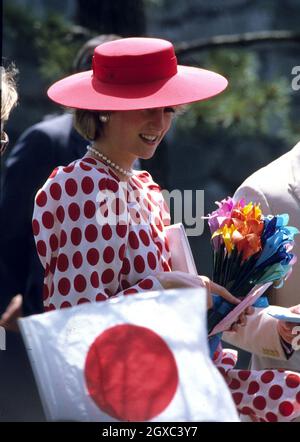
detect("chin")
[139,147,157,160]
[141,152,156,160]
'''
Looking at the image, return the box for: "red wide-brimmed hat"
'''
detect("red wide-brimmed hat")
[48,37,228,111]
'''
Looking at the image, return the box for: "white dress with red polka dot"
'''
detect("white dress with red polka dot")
[214,347,300,421]
[33,155,171,311]
[33,154,300,421]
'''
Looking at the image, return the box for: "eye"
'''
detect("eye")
[164,107,176,114]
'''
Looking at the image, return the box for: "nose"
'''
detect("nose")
[147,108,165,131]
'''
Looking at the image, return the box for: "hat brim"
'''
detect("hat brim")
[47,66,228,111]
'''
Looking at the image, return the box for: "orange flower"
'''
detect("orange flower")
[235,233,262,261]
[212,202,263,260]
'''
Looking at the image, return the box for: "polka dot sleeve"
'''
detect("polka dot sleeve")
[32,159,170,311]
[214,347,300,422]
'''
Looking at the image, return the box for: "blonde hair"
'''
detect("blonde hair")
[73,109,108,141]
[1,65,18,123]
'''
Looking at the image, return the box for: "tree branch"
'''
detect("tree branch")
[175,30,300,55]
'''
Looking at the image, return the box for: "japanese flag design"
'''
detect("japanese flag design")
[19,288,239,422]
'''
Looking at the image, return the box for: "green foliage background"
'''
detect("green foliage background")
[3,3,93,81]
[178,50,299,145]
[3,1,299,144]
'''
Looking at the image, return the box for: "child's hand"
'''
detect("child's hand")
[277,304,300,344]
[229,306,255,332]
[0,294,23,332]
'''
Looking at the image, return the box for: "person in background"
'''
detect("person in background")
[0,35,122,327]
[1,63,43,423]
[0,64,22,331]
[223,141,300,374]
[1,65,18,154]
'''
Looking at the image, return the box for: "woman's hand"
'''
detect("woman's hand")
[277,304,300,344]
[201,275,254,330]
[199,275,240,309]
[156,271,253,331]
[155,271,240,309]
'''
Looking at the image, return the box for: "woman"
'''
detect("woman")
[33,37,300,421]
[33,37,238,311]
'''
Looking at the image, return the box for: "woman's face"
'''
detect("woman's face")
[99,107,176,164]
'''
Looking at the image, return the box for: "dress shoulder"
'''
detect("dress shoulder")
[42,157,119,188]
[133,170,161,191]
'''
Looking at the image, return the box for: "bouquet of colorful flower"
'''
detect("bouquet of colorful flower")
[206,197,299,335]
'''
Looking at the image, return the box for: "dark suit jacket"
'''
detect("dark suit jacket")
[0,113,87,315]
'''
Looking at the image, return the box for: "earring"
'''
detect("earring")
[99,114,109,123]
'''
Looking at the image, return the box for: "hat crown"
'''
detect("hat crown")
[92,38,178,85]
[48,36,228,111]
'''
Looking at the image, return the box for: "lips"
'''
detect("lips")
[139,134,159,144]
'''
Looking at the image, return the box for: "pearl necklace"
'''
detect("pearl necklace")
[87,145,133,177]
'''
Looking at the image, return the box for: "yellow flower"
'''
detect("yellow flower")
[212,223,236,254]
